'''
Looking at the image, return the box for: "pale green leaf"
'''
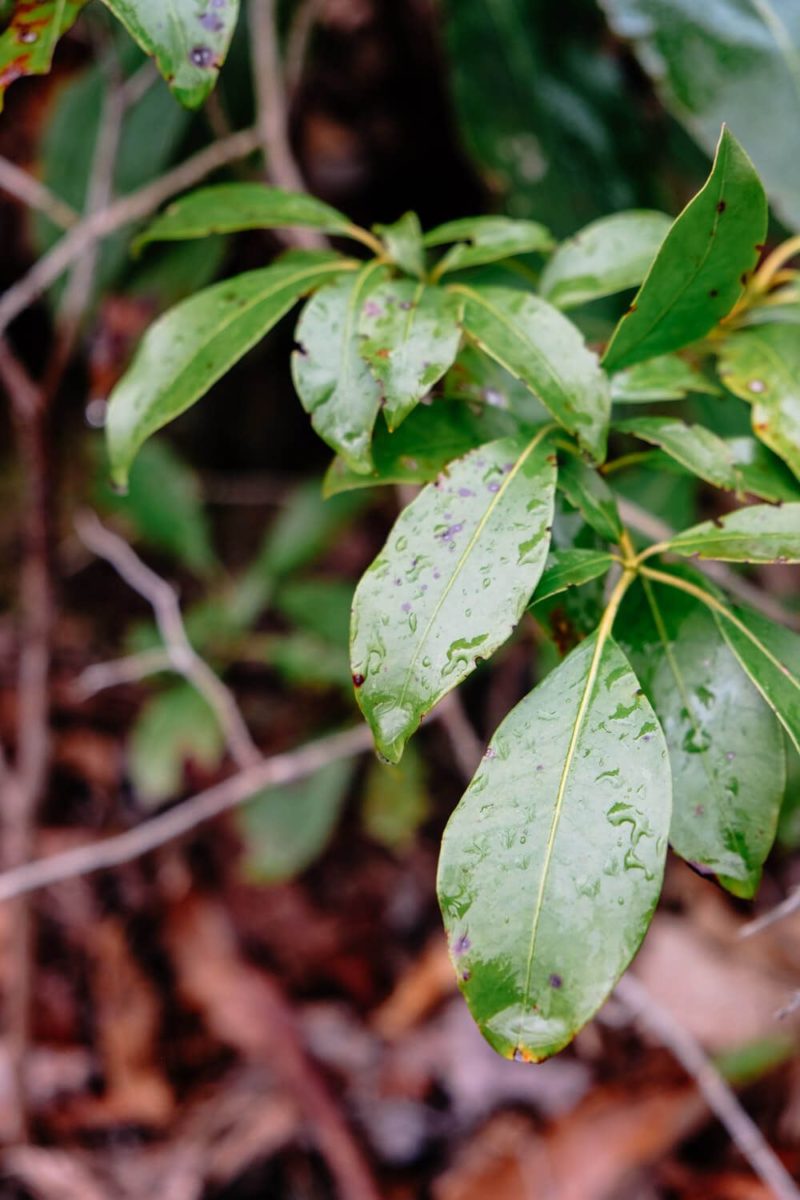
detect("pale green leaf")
[718,323,800,480]
[539,210,671,309]
[667,503,800,562]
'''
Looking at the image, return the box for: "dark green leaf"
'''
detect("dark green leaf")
[275,578,353,647]
[456,284,610,461]
[240,759,355,883]
[107,253,350,488]
[99,0,239,108]
[623,581,784,896]
[363,745,429,850]
[616,416,743,491]
[726,438,800,503]
[426,216,554,275]
[351,431,557,762]
[602,128,767,371]
[438,632,670,1060]
[600,0,800,231]
[136,183,355,252]
[374,211,425,278]
[444,343,551,425]
[611,354,721,404]
[532,548,614,604]
[539,210,671,309]
[0,0,86,109]
[292,262,387,474]
[718,324,800,479]
[557,457,622,543]
[359,280,463,429]
[714,604,800,757]
[667,503,800,562]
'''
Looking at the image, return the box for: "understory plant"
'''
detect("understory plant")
[99,123,800,1063]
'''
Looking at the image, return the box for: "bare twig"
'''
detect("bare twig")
[0,127,260,337]
[0,724,374,904]
[285,0,324,95]
[438,694,483,780]
[618,498,800,629]
[740,888,800,939]
[616,974,800,1200]
[73,647,172,699]
[0,158,79,230]
[76,511,261,771]
[120,59,158,109]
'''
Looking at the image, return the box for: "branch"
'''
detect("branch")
[0,724,374,903]
[73,647,172,698]
[75,511,261,771]
[616,974,800,1200]
[0,157,79,230]
[740,888,800,940]
[0,127,260,338]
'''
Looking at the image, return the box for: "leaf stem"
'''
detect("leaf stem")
[345,224,387,257]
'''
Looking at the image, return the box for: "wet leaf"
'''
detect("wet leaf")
[99,0,239,108]
[438,633,670,1061]
[539,210,671,309]
[323,398,517,495]
[444,342,551,425]
[718,323,800,480]
[351,431,557,763]
[725,437,800,503]
[107,252,351,487]
[713,604,800,757]
[358,280,463,429]
[667,503,800,562]
[603,128,767,371]
[292,262,387,474]
[425,216,554,275]
[615,416,743,492]
[374,211,425,278]
[611,354,721,404]
[456,284,610,461]
[240,759,355,883]
[135,183,355,252]
[601,0,800,231]
[557,457,622,543]
[532,548,615,605]
[0,0,86,110]
[622,580,784,896]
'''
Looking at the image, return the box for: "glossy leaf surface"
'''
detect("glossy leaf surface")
[136,183,354,251]
[616,416,744,492]
[718,324,800,480]
[715,605,800,756]
[603,128,767,371]
[359,280,463,429]
[351,432,557,763]
[624,581,784,895]
[100,0,239,108]
[457,284,610,461]
[532,548,614,604]
[438,633,670,1060]
[291,262,387,474]
[667,504,800,562]
[539,210,671,309]
[601,0,800,230]
[427,216,554,276]
[107,253,349,487]
[557,457,622,543]
[611,354,720,404]
[0,0,86,110]
[374,211,425,278]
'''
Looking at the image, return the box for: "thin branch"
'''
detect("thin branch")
[0,127,260,338]
[618,498,800,629]
[0,158,79,230]
[120,59,158,109]
[616,974,800,1200]
[0,724,374,903]
[740,888,800,939]
[285,0,324,95]
[75,511,261,771]
[437,694,483,780]
[73,647,172,699]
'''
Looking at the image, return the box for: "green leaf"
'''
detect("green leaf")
[240,759,355,884]
[99,0,239,108]
[539,211,671,309]
[275,578,353,647]
[444,343,551,426]
[106,252,350,488]
[351,431,557,763]
[726,438,800,503]
[557,457,622,543]
[292,262,387,474]
[129,683,224,806]
[98,438,216,575]
[437,632,670,1061]
[0,0,86,110]
[622,580,784,896]
[135,183,355,252]
[616,416,744,492]
[426,216,554,276]
[611,354,721,404]
[602,128,768,371]
[718,324,800,480]
[374,211,425,278]
[600,0,800,231]
[456,284,610,461]
[266,631,351,690]
[363,745,429,850]
[532,548,614,604]
[358,280,463,429]
[713,604,800,757]
[323,398,518,495]
[666,503,800,562]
